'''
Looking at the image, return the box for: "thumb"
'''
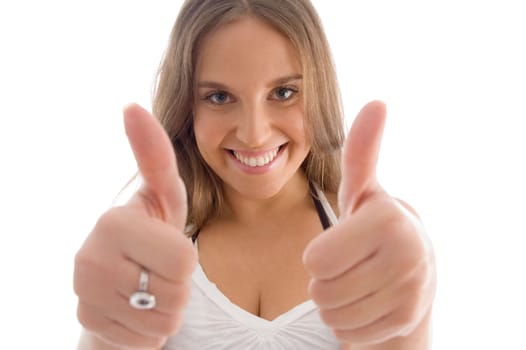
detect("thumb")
[338,100,387,216]
[123,103,187,229]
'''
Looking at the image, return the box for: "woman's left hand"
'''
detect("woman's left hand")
[303,101,436,347]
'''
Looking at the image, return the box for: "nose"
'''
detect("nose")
[235,102,272,148]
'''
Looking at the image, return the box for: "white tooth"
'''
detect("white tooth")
[233,147,282,167]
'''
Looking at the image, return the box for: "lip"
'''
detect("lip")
[226,143,287,175]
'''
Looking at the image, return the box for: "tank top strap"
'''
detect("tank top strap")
[309,181,332,230]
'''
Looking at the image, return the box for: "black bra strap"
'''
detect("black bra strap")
[309,182,331,230]
[191,230,199,244]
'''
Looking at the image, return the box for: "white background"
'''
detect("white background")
[1,1,525,348]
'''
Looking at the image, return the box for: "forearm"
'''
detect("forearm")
[341,309,432,350]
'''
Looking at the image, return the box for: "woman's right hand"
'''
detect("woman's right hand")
[74,104,197,349]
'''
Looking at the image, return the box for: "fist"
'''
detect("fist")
[304,101,436,346]
[73,104,197,349]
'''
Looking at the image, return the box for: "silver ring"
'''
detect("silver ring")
[129,269,156,310]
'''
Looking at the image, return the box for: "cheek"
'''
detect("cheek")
[193,110,231,163]
[193,116,209,159]
[193,115,206,146]
[194,112,219,145]
[283,106,309,146]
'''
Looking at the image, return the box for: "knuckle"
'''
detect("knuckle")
[76,303,100,332]
[170,240,198,279]
[319,308,351,329]
[333,329,352,343]
[155,318,173,335]
[386,213,414,240]
[177,282,192,306]
[164,282,192,311]
[73,253,105,298]
[74,250,118,301]
[408,271,426,295]
[94,208,125,239]
[310,282,331,307]
[152,336,169,349]
[74,211,128,298]
[146,337,166,349]
[318,308,335,326]
[398,303,419,327]
[402,265,427,302]
[375,200,413,233]
[144,311,181,337]
[159,314,183,336]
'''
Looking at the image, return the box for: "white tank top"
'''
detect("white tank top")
[163,185,341,349]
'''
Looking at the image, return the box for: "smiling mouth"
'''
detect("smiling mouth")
[228,143,287,167]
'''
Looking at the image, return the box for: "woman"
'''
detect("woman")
[74,0,436,349]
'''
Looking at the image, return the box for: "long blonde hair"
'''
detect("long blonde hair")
[153,0,345,233]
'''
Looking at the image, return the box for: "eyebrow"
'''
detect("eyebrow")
[197,74,303,89]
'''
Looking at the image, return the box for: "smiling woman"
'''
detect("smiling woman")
[193,17,312,200]
[153,0,345,231]
[73,0,436,349]
[2,0,526,349]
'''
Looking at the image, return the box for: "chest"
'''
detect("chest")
[196,208,324,321]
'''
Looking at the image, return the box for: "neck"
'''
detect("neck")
[221,171,311,224]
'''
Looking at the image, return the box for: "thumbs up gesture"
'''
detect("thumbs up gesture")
[74,104,197,349]
[303,101,436,347]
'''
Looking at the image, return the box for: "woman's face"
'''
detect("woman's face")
[193,16,310,199]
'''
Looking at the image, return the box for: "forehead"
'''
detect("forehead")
[195,16,301,84]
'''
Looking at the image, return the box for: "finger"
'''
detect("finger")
[75,244,192,316]
[75,258,188,336]
[124,103,187,228]
[107,294,184,337]
[338,100,387,215]
[117,260,192,314]
[303,204,382,280]
[332,310,402,345]
[308,248,390,309]
[318,277,411,330]
[77,302,167,349]
[95,207,197,283]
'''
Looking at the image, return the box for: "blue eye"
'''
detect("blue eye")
[206,91,231,105]
[273,87,297,101]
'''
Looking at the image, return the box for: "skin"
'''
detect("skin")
[192,17,321,321]
[75,103,197,349]
[193,16,310,201]
[304,100,436,349]
[74,16,436,350]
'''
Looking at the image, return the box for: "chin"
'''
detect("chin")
[227,179,287,200]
